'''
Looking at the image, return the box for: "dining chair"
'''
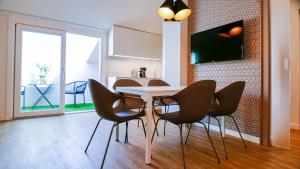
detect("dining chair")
[151,80,220,169]
[112,79,144,143]
[65,81,88,108]
[85,79,146,169]
[148,79,177,136]
[185,81,247,159]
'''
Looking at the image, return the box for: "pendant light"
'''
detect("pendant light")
[158,0,191,21]
[174,0,192,21]
[158,0,175,20]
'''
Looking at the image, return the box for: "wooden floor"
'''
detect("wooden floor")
[0,113,299,169]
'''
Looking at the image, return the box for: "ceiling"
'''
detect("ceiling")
[0,0,164,34]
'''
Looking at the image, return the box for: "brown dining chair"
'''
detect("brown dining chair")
[185,81,247,159]
[112,79,144,143]
[85,79,146,169]
[151,80,220,169]
[148,79,177,135]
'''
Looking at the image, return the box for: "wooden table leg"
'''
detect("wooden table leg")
[221,116,226,137]
[144,95,153,164]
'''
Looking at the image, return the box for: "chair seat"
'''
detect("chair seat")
[113,105,145,122]
[65,91,84,94]
[123,98,144,108]
[155,111,180,123]
[153,97,177,106]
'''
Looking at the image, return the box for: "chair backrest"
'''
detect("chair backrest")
[112,79,143,108]
[75,81,88,93]
[171,80,216,124]
[148,79,170,86]
[88,79,120,121]
[112,79,142,90]
[214,81,245,116]
[65,81,87,93]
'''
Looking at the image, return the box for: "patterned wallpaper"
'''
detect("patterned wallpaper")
[188,0,261,137]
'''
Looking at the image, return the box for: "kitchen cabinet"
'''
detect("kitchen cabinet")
[109,25,162,60]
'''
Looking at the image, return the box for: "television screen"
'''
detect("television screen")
[191,20,244,64]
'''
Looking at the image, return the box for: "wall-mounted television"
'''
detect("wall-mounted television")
[191,20,244,64]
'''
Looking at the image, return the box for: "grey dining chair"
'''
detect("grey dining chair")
[148,79,177,136]
[151,80,220,169]
[185,81,247,159]
[85,79,146,169]
[112,79,144,143]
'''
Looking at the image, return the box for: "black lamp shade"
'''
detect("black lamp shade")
[158,0,175,20]
[174,0,191,21]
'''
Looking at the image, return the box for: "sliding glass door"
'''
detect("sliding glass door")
[14,24,66,118]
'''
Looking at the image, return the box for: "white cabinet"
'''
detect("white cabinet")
[109,25,162,60]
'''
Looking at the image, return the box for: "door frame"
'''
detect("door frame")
[4,12,108,120]
[14,24,66,118]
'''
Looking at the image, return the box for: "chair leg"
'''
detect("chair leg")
[100,122,117,169]
[214,117,228,159]
[74,94,77,108]
[163,106,167,136]
[115,124,119,142]
[185,123,193,144]
[229,116,247,149]
[138,118,147,138]
[199,122,220,163]
[152,110,159,136]
[208,116,211,134]
[179,125,186,169]
[85,118,102,153]
[151,118,161,143]
[138,108,140,127]
[83,93,86,106]
[23,94,25,109]
[124,121,129,143]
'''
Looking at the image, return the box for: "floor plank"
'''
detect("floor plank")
[0,113,299,169]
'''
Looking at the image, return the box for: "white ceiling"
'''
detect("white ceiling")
[0,0,164,34]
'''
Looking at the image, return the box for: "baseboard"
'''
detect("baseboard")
[270,139,290,149]
[195,123,260,144]
[0,114,5,122]
[225,128,260,144]
[290,123,300,130]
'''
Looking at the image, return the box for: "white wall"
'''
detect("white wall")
[290,0,300,130]
[270,0,292,148]
[0,11,8,120]
[162,21,188,86]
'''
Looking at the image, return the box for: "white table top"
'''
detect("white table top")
[116,86,186,96]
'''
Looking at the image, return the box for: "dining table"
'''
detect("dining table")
[116,86,186,164]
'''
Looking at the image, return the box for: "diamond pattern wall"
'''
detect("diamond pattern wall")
[188,0,262,137]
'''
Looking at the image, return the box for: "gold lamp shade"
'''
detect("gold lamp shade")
[158,0,191,21]
[158,0,175,20]
[174,0,192,21]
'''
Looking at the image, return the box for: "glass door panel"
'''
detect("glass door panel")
[14,25,65,118]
